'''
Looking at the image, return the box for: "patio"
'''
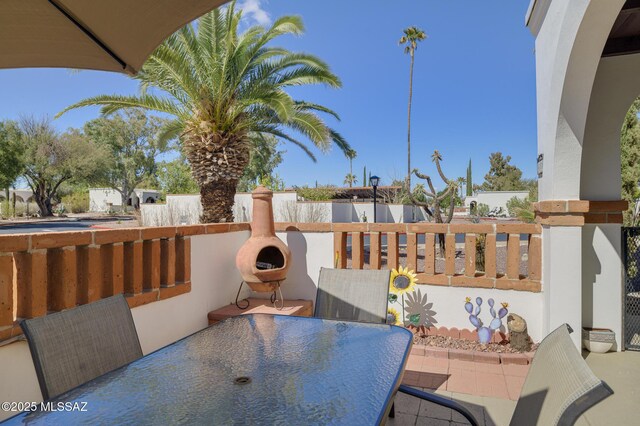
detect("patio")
[392,351,640,426]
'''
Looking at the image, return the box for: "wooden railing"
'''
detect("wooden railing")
[328,222,542,292]
[0,223,250,341]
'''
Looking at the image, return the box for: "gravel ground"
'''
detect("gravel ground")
[414,334,538,353]
[346,243,530,277]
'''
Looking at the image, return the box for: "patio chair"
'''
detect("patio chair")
[399,324,613,426]
[314,267,390,323]
[20,294,143,400]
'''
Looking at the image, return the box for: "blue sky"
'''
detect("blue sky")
[0,0,536,191]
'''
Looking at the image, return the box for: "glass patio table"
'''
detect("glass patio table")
[4,314,413,425]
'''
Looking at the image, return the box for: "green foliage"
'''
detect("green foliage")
[466,159,473,197]
[480,152,526,191]
[237,134,284,192]
[296,185,337,201]
[61,191,90,213]
[256,174,286,192]
[344,173,357,187]
[157,157,199,195]
[0,120,25,190]
[506,196,535,223]
[84,109,169,209]
[19,116,109,217]
[477,203,490,217]
[621,98,640,226]
[58,2,352,222]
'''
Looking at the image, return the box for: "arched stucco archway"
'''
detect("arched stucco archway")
[527,0,632,348]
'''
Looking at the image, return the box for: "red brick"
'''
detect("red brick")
[473,351,501,364]
[160,238,175,287]
[94,229,141,245]
[411,345,425,357]
[501,353,529,365]
[124,241,143,295]
[47,247,78,311]
[126,291,159,308]
[140,226,176,240]
[424,346,449,359]
[143,239,160,290]
[15,250,47,318]
[449,348,474,361]
[0,235,29,252]
[0,254,13,326]
[31,231,91,250]
[176,225,205,236]
[159,282,191,300]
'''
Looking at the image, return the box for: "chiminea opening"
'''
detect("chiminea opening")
[256,246,285,270]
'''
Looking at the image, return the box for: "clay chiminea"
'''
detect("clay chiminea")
[236,186,291,292]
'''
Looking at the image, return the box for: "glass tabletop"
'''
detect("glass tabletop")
[5,314,413,425]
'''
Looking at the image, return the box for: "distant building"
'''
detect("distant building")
[464,191,529,216]
[89,188,160,212]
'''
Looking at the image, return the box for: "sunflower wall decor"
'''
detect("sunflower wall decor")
[387,267,438,330]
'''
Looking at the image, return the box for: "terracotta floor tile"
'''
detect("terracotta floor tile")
[476,372,509,399]
[402,371,421,387]
[449,359,477,371]
[446,368,478,395]
[501,364,529,377]
[406,355,424,373]
[421,359,449,374]
[475,362,504,374]
[505,376,526,400]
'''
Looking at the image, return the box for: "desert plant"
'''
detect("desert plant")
[477,203,490,217]
[61,191,90,213]
[296,185,338,201]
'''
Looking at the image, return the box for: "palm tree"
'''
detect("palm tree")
[345,149,357,187]
[58,2,351,223]
[399,26,427,189]
[344,173,357,187]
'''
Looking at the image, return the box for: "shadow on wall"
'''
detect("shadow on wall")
[282,232,318,302]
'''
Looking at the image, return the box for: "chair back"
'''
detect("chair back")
[21,294,142,400]
[314,268,390,323]
[510,324,613,426]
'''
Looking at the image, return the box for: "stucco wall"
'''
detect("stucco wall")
[464,192,529,214]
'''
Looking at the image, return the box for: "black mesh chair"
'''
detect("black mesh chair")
[20,294,143,400]
[314,267,390,323]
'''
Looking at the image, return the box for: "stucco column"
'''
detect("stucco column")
[542,225,582,349]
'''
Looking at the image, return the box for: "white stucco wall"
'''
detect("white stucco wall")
[89,188,122,212]
[464,192,529,215]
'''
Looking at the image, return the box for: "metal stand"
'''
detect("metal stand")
[234,281,284,311]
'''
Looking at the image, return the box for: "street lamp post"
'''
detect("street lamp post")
[369,175,380,223]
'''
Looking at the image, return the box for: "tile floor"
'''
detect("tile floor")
[401,354,530,400]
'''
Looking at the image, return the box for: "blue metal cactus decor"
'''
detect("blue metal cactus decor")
[464,297,508,344]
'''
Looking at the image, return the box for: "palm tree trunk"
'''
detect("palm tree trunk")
[183,132,250,223]
[407,50,415,188]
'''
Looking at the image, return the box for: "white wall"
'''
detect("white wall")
[89,188,122,212]
[464,191,529,215]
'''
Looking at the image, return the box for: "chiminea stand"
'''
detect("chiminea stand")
[234,280,284,310]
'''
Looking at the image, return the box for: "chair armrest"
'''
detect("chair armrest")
[398,385,480,426]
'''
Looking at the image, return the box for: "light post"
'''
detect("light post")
[369,175,380,223]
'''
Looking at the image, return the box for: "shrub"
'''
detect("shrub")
[62,191,90,213]
[296,185,339,201]
[477,203,490,217]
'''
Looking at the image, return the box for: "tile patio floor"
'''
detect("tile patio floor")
[391,350,640,426]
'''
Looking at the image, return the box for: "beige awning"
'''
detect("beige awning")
[0,0,227,74]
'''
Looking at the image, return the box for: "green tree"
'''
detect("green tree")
[157,157,199,195]
[84,109,169,211]
[466,159,473,196]
[399,26,427,188]
[480,152,525,191]
[19,117,108,217]
[59,3,351,223]
[237,134,284,192]
[344,149,357,187]
[621,98,640,225]
[0,120,25,206]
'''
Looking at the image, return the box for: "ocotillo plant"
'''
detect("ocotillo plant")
[464,297,509,344]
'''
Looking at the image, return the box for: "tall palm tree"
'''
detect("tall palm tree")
[58,2,351,223]
[345,149,357,187]
[399,26,427,189]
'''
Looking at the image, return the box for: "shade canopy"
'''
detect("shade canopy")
[0,0,226,74]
